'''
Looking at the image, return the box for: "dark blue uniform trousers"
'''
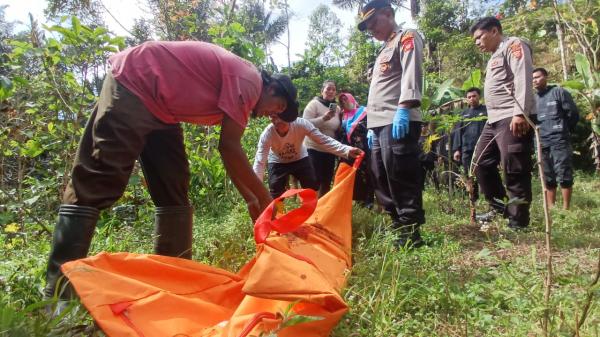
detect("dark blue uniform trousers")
[371,122,425,230]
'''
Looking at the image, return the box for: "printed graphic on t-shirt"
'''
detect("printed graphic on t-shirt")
[276,143,298,161]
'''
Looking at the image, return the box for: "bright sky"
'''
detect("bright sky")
[1,0,415,67]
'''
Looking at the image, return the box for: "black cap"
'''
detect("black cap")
[271,73,299,122]
[358,0,392,32]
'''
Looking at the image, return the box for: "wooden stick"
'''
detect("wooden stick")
[502,84,553,337]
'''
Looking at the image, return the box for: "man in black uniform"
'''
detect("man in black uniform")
[533,67,579,209]
[452,87,488,202]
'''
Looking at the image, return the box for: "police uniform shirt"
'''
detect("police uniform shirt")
[367,26,424,128]
[484,37,535,123]
[535,85,579,145]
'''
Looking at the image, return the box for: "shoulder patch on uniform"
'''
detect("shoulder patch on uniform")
[509,41,523,59]
[401,32,415,52]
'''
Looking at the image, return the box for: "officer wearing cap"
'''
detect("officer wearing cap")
[43,40,299,309]
[533,67,579,210]
[359,0,426,247]
[470,17,535,230]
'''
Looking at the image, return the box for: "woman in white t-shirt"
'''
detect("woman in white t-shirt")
[253,114,362,199]
[302,80,342,196]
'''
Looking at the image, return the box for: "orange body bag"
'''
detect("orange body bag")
[62,157,361,337]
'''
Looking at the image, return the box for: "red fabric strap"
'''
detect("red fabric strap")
[254,189,318,244]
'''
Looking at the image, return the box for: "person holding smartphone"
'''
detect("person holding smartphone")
[302,80,342,196]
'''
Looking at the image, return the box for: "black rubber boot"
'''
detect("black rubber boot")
[44,205,99,300]
[476,210,497,223]
[395,224,424,249]
[154,206,193,259]
[476,200,507,224]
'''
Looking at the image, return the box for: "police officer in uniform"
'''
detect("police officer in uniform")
[470,17,535,229]
[452,87,488,202]
[358,0,425,247]
[533,67,579,210]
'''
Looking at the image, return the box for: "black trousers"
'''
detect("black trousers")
[473,117,533,227]
[541,141,574,189]
[371,122,425,227]
[267,157,319,199]
[340,150,375,205]
[307,149,336,196]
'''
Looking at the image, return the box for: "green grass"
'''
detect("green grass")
[1,172,599,336]
[334,172,600,337]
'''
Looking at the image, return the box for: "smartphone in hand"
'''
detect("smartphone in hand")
[329,103,337,111]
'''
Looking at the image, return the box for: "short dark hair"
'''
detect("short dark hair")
[260,70,299,122]
[466,87,481,95]
[533,67,548,76]
[470,17,502,35]
[261,71,288,98]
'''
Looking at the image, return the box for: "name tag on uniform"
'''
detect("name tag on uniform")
[490,59,503,68]
[547,101,557,106]
[378,49,394,74]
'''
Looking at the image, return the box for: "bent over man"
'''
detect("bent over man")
[44,41,299,304]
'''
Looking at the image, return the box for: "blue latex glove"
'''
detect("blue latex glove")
[367,129,374,149]
[392,107,410,139]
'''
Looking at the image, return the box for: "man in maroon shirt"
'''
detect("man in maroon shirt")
[44,41,299,306]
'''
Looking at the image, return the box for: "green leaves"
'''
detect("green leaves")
[209,22,266,65]
[561,80,585,91]
[0,75,13,101]
[43,15,125,68]
[265,301,324,334]
[475,248,492,260]
[591,117,600,136]
[569,53,600,148]
[462,69,482,91]
[575,53,595,90]
[432,78,458,106]
[20,139,44,158]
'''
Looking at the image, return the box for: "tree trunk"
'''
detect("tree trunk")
[556,21,569,81]
[284,0,291,72]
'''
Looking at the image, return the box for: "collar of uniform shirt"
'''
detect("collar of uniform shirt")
[493,37,509,56]
[385,24,401,47]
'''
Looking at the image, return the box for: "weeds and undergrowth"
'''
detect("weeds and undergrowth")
[1,173,599,337]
